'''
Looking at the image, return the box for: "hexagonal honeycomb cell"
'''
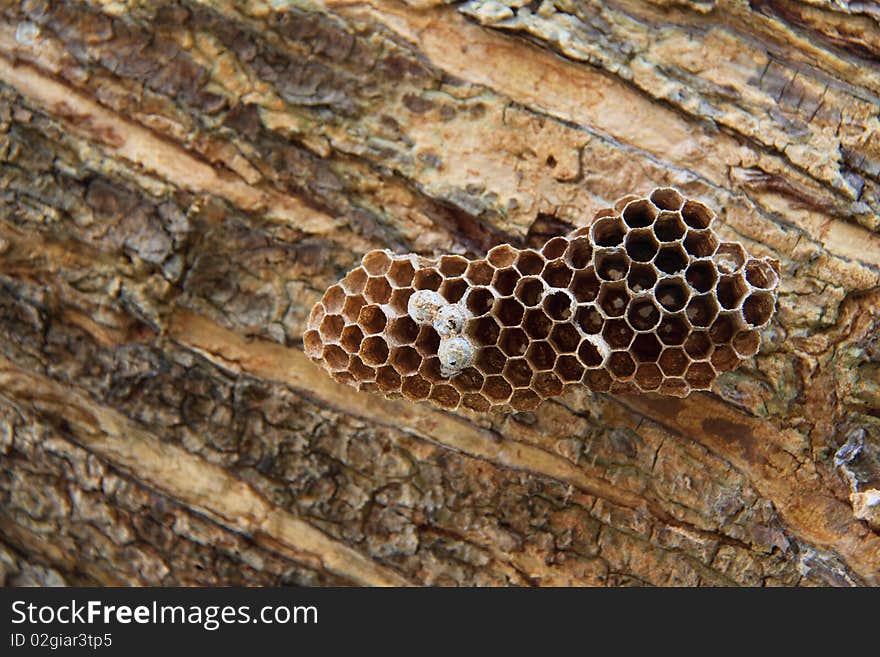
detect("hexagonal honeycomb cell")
[305,189,780,409]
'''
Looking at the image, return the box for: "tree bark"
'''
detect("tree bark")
[1,0,879,586]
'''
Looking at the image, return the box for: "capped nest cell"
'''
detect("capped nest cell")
[304,189,780,412]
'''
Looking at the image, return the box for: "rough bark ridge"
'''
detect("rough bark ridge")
[1,0,879,586]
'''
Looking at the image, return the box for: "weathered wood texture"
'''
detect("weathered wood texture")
[1,0,879,586]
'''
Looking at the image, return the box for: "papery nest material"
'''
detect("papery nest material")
[304,189,780,412]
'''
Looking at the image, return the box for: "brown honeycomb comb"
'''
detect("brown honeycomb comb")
[304,188,779,412]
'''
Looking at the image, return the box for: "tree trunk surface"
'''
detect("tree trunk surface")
[1,0,879,587]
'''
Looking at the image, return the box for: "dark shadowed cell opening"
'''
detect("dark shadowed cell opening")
[419,356,444,382]
[390,344,421,375]
[659,347,688,376]
[439,277,468,303]
[365,276,392,304]
[585,368,613,391]
[550,323,581,353]
[492,267,519,296]
[623,199,658,228]
[596,250,631,281]
[625,229,660,262]
[544,260,574,288]
[743,291,775,326]
[709,315,736,343]
[516,277,544,306]
[415,325,441,356]
[732,330,760,357]
[402,375,431,400]
[717,274,748,309]
[544,290,574,321]
[482,375,513,402]
[413,268,442,291]
[711,345,739,371]
[358,304,387,334]
[631,333,662,362]
[466,260,496,286]
[389,288,413,314]
[591,216,626,247]
[533,372,564,398]
[451,367,484,392]
[578,340,603,367]
[349,355,375,382]
[340,324,365,353]
[323,344,350,370]
[635,363,663,390]
[466,287,495,315]
[499,327,529,357]
[684,229,718,258]
[439,254,468,277]
[653,212,686,242]
[388,259,416,287]
[650,188,684,211]
[685,362,715,388]
[556,355,585,382]
[654,244,688,275]
[686,261,717,294]
[627,263,657,294]
[655,278,689,312]
[376,366,402,392]
[462,393,491,412]
[576,305,604,334]
[627,298,661,331]
[526,341,557,371]
[542,236,568,260]
[571,268,601,302]
[745,259,779,290]
[503,358,534,387]
[510,389,541,411]
[320,313,345,341]
[565,237,592,269]
[523,308,552,339]
[686,295,719,328]
[608,352,636,378]
[681,200,713,229]
[603,318,634,349]
[494,297,525,326]
[360,336,389,366]
[429,384,461,409]
[475,346,506,374]
[684,331,712,359]
[657,314,689,346]
[598,284,631,317]
[470,316,501,346]
[516,249,545,276]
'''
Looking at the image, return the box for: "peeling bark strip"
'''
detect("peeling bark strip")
[0,354,410,586]
[1,1,879,586]
[0,55,340,237]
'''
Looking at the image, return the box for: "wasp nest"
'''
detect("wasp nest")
[304,189,779,412]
